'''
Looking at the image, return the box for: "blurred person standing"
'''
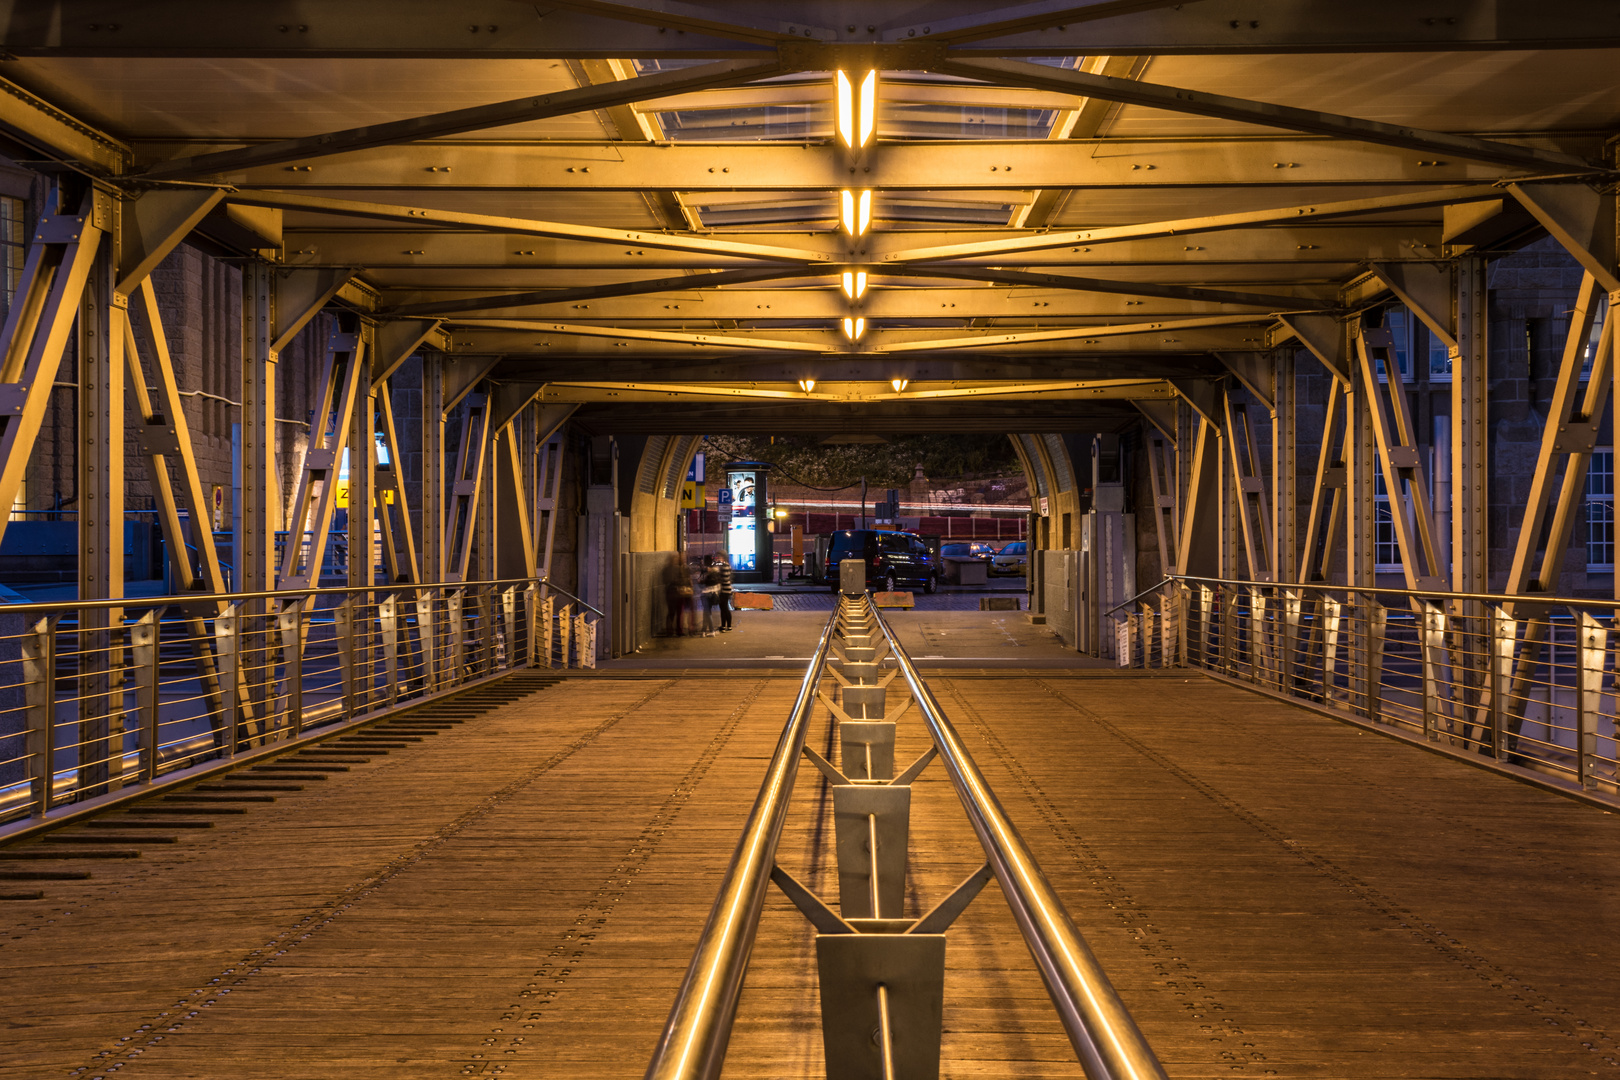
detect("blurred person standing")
[713,554,734,632]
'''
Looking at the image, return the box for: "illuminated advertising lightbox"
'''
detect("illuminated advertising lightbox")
[727,470,757,571]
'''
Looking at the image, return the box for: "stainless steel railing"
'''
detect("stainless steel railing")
[871,603,1169,1080]
[0,575,599,834]
[1166,574,1620,798]
[649,583,1166,1080]
[644,604,839,1080]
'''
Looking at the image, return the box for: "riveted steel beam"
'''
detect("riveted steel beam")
[288,224,1429,272]
[448,325,1263,357]
[536,378,1173,403]
[142,58,786,179]
[937,57,1592,173]
[449,317,834,353]
[235,190,835,263]
[484,355,1225,382]
[391,288,1317,323]
[8,1,1620,57]
[0,73,128,172]
[872,313,1269,353]
[153,136,1548,192]
[877,186,1504,264]
[384,267,828,317]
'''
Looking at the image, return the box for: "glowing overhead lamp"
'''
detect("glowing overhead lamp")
[890,377,908,393]
[842,317,866,341]
[836,70,878,150]
[840,190,872,237]
[798,377,817,393]
[840,270,868,300]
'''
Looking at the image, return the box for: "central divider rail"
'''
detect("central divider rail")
[645,563,1168,1080]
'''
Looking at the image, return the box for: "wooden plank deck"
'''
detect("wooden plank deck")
[3,669,1620,1078]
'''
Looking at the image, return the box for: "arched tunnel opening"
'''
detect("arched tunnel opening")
[532,383,1178,664]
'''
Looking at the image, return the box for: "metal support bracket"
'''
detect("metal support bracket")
[839,720,896,782]
[834,783,911,920]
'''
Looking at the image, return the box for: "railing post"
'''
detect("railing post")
[1281,589,1301,694]
[447,588,465,684]
[131,611,159,782]
[1320,595,1342,707]
[1490,606,1515,762]
[23,616,59,816]
[1575,610,1607,789]
[1362,597,1387,723]
[539,594,555,669]
[335,599,356,718]
[1195,584,1212,667]
[416,588,437,692]
[498,586,511,670]
[1420,600,1446,741]
[559,602,575,668]
[215,603,240,754]
[1219,586,1237,677]
[576,612,596,669]
[1178,585,1190,665]
[380,592,399,707]
[279,600,304,738]
[1250,587,1268,685]
[523,583,538,667]
[480,585,497,675]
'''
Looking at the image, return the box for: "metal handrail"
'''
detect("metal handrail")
[1104,577,1173,618]
[644,605,840,1080]
[0,575,547,615]
[538,576,607,619]
[1170,573,1620,612]
[870,602,1170,1080]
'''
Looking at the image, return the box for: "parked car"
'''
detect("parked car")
[940,541,996,561]
[989,541,1028,576]
[825,529,941,593]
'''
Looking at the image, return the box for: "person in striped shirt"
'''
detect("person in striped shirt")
[710,554,734,633]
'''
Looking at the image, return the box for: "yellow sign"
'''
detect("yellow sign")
[334,481,393,508]
[680,481,704,509]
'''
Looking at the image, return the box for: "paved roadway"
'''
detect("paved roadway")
[3,622,1620,1078]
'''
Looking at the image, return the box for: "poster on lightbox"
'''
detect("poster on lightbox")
[727,471,757,571]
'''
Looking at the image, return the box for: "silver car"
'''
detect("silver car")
[989,541,1028,576]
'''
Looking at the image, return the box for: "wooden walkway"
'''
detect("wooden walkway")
[4,667,1620,1078]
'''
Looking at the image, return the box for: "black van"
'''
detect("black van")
[824,529,940,593]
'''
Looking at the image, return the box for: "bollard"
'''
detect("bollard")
[841,558,867,598]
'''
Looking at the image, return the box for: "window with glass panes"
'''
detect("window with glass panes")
[1374,470,1401,571]
[1587,448,1614,571]
[1374,309,1411,381]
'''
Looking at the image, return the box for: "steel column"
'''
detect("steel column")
[76,190,123,797]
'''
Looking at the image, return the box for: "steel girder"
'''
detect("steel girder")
[284,226,1434,272]
[4,1,1618,58]
[145,137,1575,192]
[441,324,1268,358]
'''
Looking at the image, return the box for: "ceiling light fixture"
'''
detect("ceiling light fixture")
[839,190,872,237]
[891,377,908,393]
[836,70,878,150]
[840,270,868,300]
[843,317,866,341]
[798,377,817,393]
